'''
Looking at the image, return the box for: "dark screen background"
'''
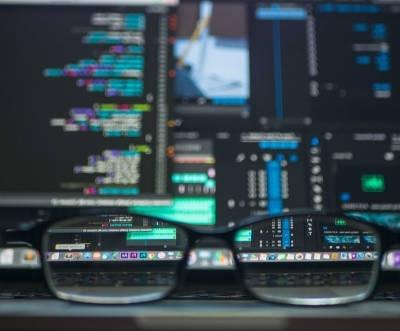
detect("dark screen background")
[0,5,168,195]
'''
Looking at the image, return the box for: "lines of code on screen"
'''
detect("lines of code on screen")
[0,3,174,206]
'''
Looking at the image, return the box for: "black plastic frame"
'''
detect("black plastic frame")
[18,210,399,305]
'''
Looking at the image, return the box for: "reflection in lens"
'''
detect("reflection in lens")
[234,215,380,305]
[43,215,188,304]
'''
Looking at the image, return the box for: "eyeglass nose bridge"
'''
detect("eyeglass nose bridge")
[186,236,237,270]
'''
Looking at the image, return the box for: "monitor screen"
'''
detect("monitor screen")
[2,0,400,246]
[131,0,400,230]
[0,0,176,207]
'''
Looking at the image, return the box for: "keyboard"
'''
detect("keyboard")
[0,270,398,301]
[245,271,370,287]
[51,270,371,288]
[53,271,176,287]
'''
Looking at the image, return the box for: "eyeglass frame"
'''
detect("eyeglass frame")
[4,209,400,306]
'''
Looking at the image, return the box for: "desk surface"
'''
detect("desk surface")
[0,300,399,331]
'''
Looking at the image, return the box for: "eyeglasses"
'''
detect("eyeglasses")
[8,211,398,305]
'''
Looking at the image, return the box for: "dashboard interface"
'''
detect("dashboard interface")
[131,130,400,229]
[1,0,400,245]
